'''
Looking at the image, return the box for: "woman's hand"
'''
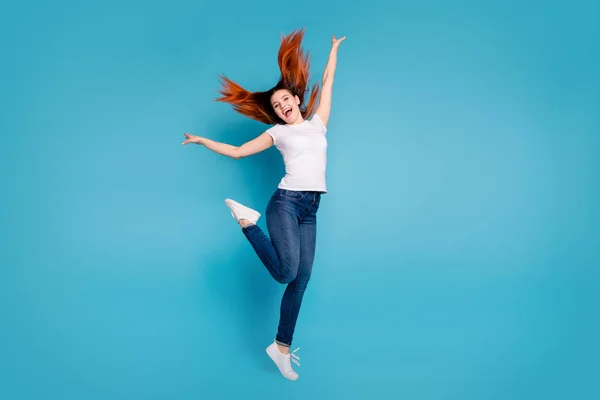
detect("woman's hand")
[181,133,204,146]
[331,35,346,50]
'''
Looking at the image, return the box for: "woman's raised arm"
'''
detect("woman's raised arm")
[315,35,346,127]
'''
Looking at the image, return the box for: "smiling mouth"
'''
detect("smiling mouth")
[283,108,292,118]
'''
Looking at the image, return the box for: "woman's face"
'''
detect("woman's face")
[270,89,301,124]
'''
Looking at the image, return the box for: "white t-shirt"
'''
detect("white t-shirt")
[266,114,328,193]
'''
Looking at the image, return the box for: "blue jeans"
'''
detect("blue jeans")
[242,188,322,347]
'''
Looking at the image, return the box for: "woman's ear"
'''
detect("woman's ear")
[295,95,300,105]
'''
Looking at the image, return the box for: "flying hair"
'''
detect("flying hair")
[215,28,320,125]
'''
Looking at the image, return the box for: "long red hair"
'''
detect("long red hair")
[215,28,320,125]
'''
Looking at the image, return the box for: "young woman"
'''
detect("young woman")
[182,29,345,381]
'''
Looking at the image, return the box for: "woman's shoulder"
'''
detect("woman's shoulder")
[267,123,286,132]
[266,123,286,142]
[309,114,327,132]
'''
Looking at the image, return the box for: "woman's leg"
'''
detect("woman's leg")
[275,196,319,347]
[241,193,301,284]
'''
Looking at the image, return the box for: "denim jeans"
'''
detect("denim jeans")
[242,188,322,347]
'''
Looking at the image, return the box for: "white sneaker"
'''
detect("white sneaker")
[266,342,300,381]
[224,198,261,224]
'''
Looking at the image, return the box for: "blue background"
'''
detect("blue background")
[1,0,598,399]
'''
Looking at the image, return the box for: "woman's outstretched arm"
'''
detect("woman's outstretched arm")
[316,35,346,127]
[181,132,274,159]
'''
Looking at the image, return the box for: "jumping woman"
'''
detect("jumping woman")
[182,29,345,380]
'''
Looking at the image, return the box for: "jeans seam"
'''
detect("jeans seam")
[299,195,316,221]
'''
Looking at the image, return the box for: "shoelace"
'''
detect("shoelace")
[290,347,300,367]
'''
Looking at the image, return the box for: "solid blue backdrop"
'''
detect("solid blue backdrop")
[1,0,598,399]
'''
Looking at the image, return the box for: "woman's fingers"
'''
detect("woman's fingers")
[332,35,346,47]
[182,133,193,145]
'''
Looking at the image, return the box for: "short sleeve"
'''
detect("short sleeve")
[311,114,327,133]
[266,125,280,144]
